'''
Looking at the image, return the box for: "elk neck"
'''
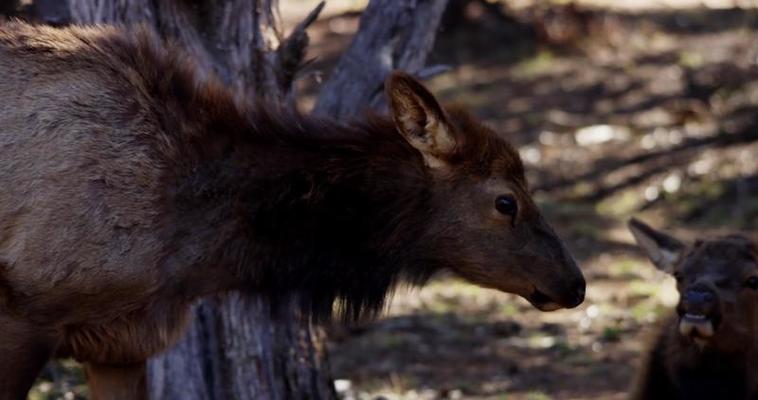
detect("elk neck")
[165,105,443,321]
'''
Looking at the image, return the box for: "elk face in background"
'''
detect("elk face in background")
[628,218,758,349]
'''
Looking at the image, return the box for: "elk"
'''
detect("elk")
[628,218,758,400]
[0,22,585,399]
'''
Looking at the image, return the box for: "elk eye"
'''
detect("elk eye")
[495,195,518,218]
[745,276,758,290]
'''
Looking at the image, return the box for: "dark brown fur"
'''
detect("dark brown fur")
[0,22,584,399]
[629,220,758,400]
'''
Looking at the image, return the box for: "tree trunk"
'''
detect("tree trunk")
[44,0,449,398]
[64,1,336,399]
[0,0,18,17]
[313,0,449,118]
[146,295,333,400]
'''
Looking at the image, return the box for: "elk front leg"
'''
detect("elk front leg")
[0,313,53,400]
[85,362,147,400]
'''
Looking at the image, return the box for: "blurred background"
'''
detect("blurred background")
[5,0,757,399]
[305,2,758,398]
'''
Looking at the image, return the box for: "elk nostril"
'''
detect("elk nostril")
[576,285,585,301]
[567,284,585,307]
[686,289,715,305]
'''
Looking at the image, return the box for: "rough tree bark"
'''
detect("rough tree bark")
[64,2,336,399]
[313,0,450,119]
[25,0,449,398]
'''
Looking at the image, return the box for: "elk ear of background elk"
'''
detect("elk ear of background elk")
[628,218,758,400]
[0,22,584,399]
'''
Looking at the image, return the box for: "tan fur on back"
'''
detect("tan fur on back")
[0,23,196,364]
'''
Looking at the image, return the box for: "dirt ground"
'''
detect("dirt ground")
[302,2,758,399]
[29,1,758,399]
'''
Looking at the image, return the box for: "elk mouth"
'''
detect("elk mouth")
[678,312,721,341]
[526,288,564,312]
[525,281,585,312]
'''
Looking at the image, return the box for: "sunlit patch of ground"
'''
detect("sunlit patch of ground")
[510,0,758,11]
[28,359,87,400]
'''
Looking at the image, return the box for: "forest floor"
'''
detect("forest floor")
[300,1,758,399]
[30,1,758,399]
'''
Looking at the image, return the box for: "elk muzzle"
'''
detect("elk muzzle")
[522,218,586,311]
[678,285,720,339]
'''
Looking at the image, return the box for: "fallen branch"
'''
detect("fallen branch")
[536,124,758,195]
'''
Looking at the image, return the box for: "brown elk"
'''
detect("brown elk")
[628,218,758,400]
[0,22,585,399]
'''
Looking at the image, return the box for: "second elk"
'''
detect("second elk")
[628,218,758,400]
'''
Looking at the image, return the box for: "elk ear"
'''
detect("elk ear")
[385,71,456,168]
[628,218,686,274]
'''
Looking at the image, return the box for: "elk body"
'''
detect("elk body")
[0,23,585,399]
[628,219,758,400]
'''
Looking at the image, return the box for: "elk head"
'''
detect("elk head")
[629,218,758,349]
[385,72,586,311]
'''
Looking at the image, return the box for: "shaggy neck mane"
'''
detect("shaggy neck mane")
[168,98,441,321]
[99,28,448,321]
